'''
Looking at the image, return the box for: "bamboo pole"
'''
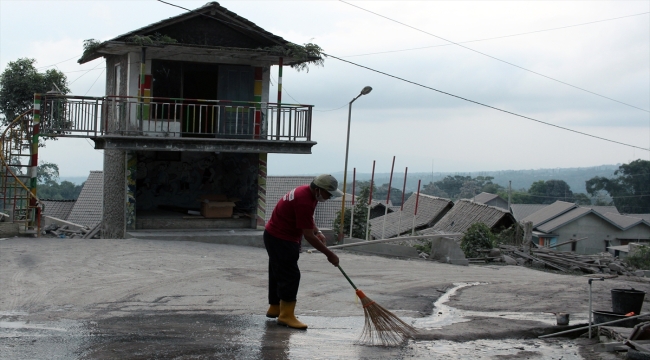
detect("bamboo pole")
[411,180,421,235]
[397,167,408,236]
[307,233,463,253]
[381,156,395,239]
[349,168,356,239]
[365,161,375,241]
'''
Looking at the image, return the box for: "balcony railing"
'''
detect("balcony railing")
[39,94,313,141]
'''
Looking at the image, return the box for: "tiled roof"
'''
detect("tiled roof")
[40,200,76,221]
[471,192,499,204]
[510,204,548,222]
[79,2,289,64]
[520,201,577,227]
[425,199,515,234]
[369,193,453,239]
[67,171,103,228]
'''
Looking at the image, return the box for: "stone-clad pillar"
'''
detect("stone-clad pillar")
[103,149,126,238]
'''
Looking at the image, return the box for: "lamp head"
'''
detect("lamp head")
[360,86,372,95]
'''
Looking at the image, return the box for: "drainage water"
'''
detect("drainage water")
[407,282,584,359]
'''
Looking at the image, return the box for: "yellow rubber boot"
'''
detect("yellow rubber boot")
[266,304,280,318]
[277,300,308,329]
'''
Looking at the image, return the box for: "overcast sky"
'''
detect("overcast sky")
[1,0,649,178]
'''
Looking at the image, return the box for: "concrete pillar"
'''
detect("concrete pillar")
[103,149,126,238]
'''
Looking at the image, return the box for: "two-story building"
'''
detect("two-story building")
[37,2,319,238]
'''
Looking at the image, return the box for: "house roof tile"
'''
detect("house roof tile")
[369,193,453,239]
[510,204,548,222]
[424,199,515,234]
[41,200,76,221]
[66,171,103,228]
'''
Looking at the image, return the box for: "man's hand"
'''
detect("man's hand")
[327,252,339,266]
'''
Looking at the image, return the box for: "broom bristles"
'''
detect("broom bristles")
[356,290,417,347]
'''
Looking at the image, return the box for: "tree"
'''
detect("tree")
[37,161,59,185]
[0,58,69,125]
[421,181,448,198]
[528,179,574,204]
[433,175,471,199]
[460,223,495,258]
[333,186,371,239]
[586,159,650,213]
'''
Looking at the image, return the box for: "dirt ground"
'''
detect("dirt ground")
[1,237,649,359]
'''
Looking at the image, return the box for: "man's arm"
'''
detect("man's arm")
[302,229,339,266]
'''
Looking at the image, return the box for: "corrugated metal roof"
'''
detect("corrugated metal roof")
[600,212,645,230]
[369,193,453,239]
[66,171,103,228]
[584,206,619,215]
[425,199,515,234]
[626,214,650,222]
[536,207,592,233]
[520,201,577,227]
[510,204,548,222]
[41,200,76,221]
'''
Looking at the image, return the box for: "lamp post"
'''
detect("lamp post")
[338,86,372,244]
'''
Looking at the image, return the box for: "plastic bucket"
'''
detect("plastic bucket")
[611,288,645,315]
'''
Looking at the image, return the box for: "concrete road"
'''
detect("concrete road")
[1,237,646,359]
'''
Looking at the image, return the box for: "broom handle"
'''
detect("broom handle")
[336,265,358,290]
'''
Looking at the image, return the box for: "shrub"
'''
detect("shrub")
[625,245,650,270]
[460,223,496,258]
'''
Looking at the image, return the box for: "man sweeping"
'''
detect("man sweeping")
[264,174,342,329]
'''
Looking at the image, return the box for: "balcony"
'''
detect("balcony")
[38,94,315,153]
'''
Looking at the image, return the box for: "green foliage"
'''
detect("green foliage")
[625,245,650,270]
[413,241,432,255]
[494,223,522,246]
[586,159,650,213]
[81,39,102,59]
[128,33,178,46]
[422,175,501,200]
[38,180,83,200]
[333,186,371,239]
[35,161,82,200]
[266,43,325,72]
[460,223,496,258]
[0,58,69,125]
[37,162,59,185]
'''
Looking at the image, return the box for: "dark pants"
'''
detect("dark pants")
[264,230,301,304]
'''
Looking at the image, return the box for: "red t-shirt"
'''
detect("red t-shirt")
[266,185,317,243]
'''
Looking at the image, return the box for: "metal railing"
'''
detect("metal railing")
[40,94,313,141]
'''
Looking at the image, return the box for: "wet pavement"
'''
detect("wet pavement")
[4,238,639,359]
[1,286,583,360]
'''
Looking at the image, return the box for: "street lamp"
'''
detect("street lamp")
[338,86,372,243]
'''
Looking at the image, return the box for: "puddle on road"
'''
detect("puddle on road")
[415,282,589,329]
[0,284,586,359]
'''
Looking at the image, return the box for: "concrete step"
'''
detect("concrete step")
[126,228,264,248]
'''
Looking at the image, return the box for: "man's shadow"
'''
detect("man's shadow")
[260,320,293,360]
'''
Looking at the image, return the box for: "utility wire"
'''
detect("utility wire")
[270,75,348,112]
[36,54,84,70]
[157,0,649,151]
[84,69,105,96]
[339,0,650,114]
[343,11,650,58]
[325,53,650,152]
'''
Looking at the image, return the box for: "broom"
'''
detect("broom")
[337,265,417,346]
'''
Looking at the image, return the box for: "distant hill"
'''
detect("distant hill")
[326,164,621,193]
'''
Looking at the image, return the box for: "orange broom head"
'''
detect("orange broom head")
[355,289,417,347]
